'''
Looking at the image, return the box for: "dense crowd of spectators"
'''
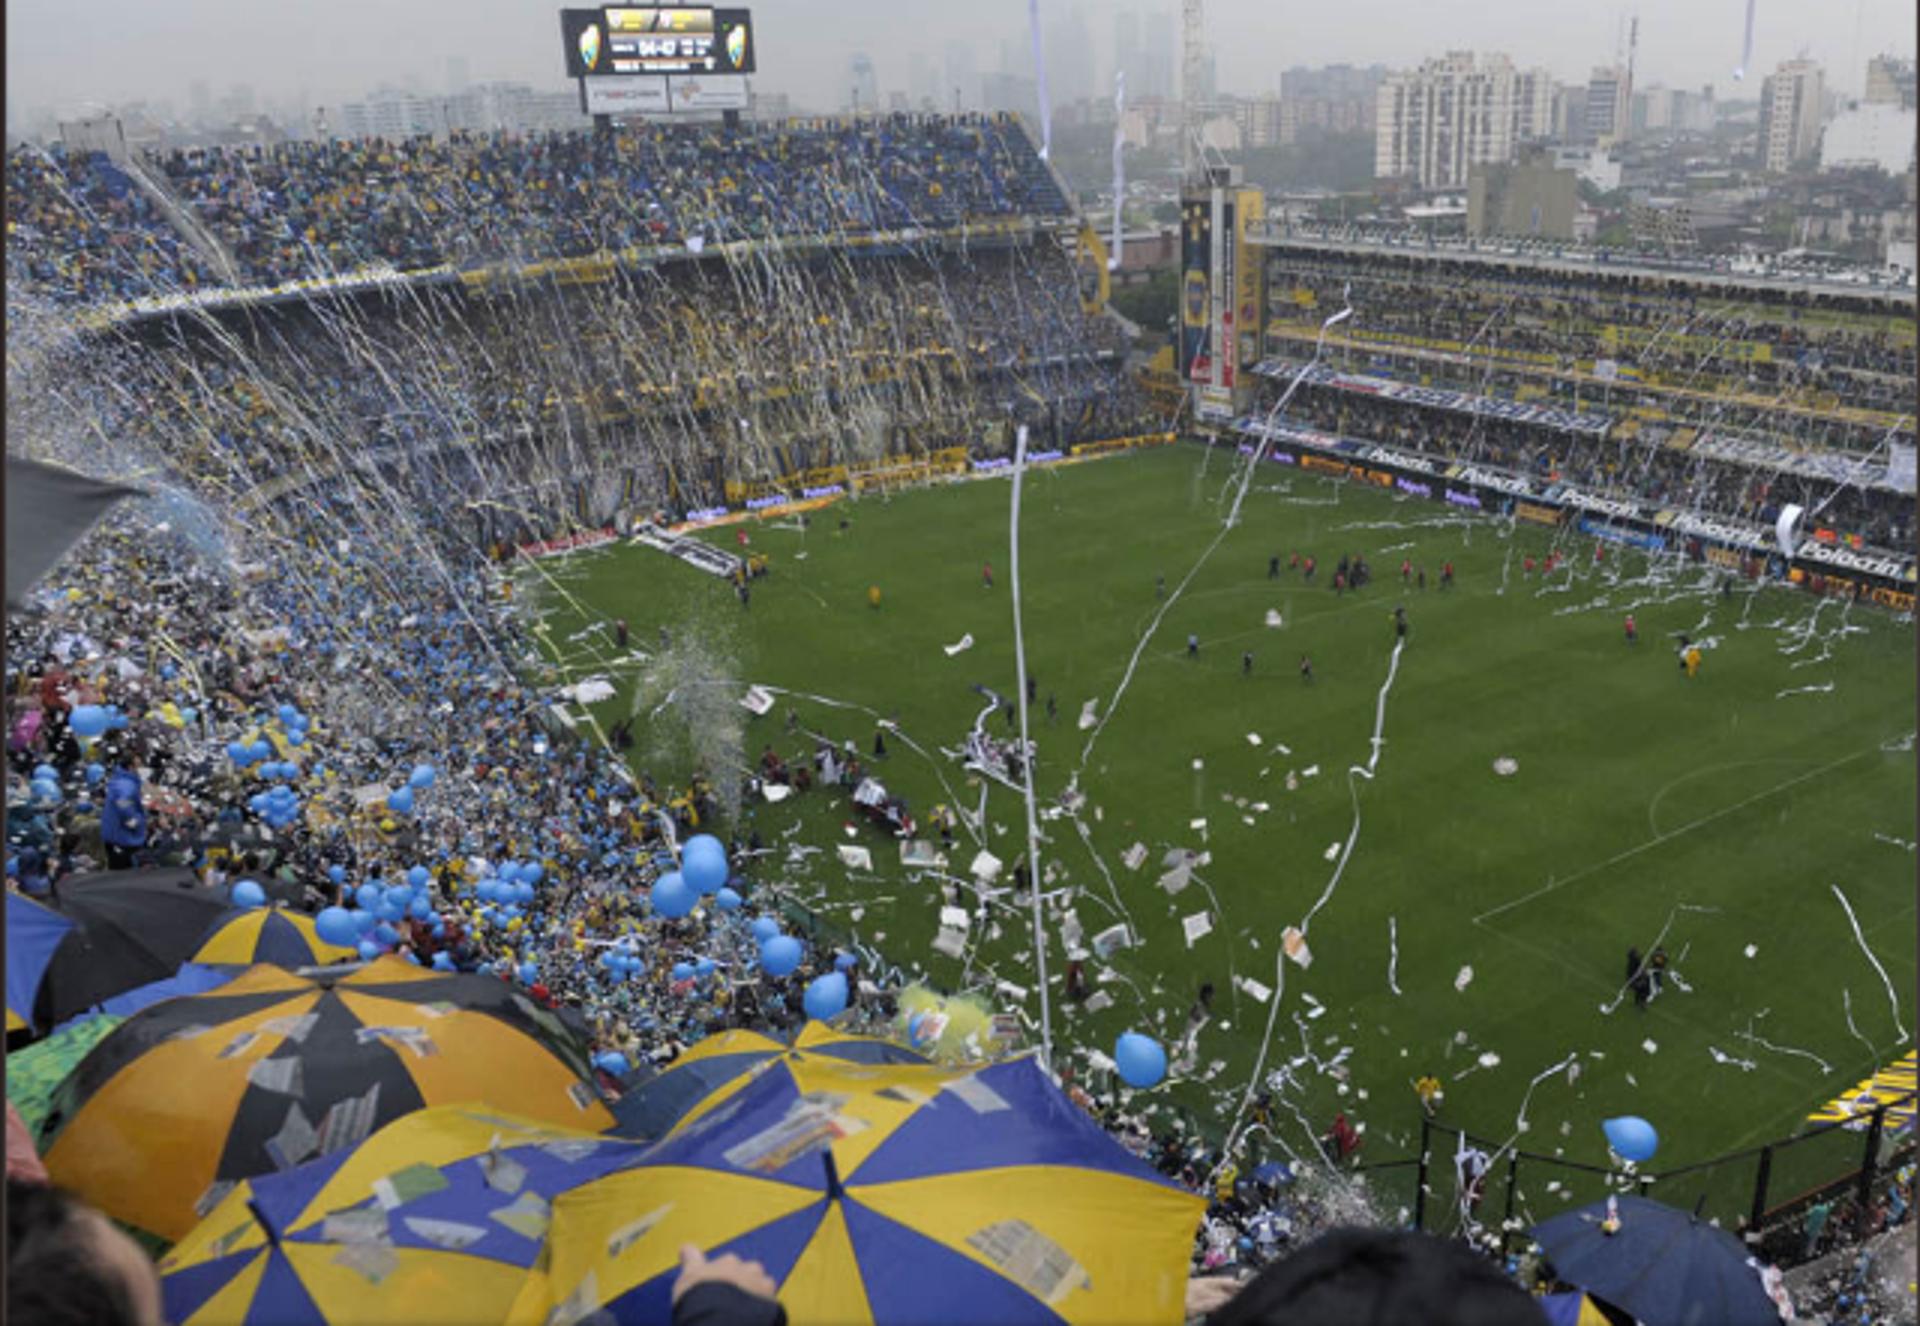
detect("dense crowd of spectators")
[1269,251,1918,422]
[1257,384,1914,550]
[5,145,212,305]
[6,116,1073,307]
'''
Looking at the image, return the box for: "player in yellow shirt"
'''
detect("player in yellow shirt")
[1684,646,1702,678]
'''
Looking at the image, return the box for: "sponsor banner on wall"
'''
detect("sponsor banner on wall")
[583,79,670,115]
[1577,517,1666,551]
[1514,501,1564,527]
[669,76,749,111]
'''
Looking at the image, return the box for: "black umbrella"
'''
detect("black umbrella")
[4,458,143,608]
[39,869,233,1026]
[1531,1195,1784,1326]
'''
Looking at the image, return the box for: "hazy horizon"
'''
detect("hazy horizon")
[7,0,1915,126]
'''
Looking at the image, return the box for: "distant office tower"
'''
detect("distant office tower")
[1865,55,1916,109]
[1584,65,1631,146]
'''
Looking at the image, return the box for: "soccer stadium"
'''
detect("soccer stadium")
[4,6,1916,1324]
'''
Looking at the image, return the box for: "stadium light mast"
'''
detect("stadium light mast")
[1181,0,1205,185]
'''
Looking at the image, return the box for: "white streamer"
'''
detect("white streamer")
[1832,883,1908,1043]
[1387,916,1402,995]
[1027,0,1053,160]
[1008,424,1054,1071]
[1108,71,1125,271]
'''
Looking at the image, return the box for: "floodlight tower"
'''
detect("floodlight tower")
[1181,0,1205,184]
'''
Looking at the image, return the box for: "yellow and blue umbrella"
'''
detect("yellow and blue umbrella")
[193,908,358,968]
[1539,1291,1615,1326]
[610,1025,929,1142]
[6,892,73,1033]
[516,1053,1205,1324]
[42,957,614,1241]
[160,1105,636,1326]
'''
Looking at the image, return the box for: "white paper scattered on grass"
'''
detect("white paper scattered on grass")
[1478,1052,1500,1069]
[943,633,975,657]
[1078,700,1099,730]
[1265,609,1284,627]
[763,783,792,803]
[1743,944,1758,958]
[1302,765,1320,778]
[1192,759,1204,772]
[837,845,873,871]
[1182,912,1214,946]
[970,850,1002,882]
[1454,966,1474,993]
[1323,842,1341,861]
[1642,1039,1658,1055]
[1247,733,1263,746]
[1282,928,1313,969]
[739,685,776,715]
[1084,991,1114,1014]
[1121,842,1148,871]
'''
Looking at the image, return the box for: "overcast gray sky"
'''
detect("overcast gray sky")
[7,0,1915,121]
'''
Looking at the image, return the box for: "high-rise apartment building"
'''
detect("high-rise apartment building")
[1584,65,1631,146]
[1375,52,1554,189]
[1758,59,1826,172]
[1865,55,1916,109]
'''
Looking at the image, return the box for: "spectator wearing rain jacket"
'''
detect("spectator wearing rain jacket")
[99,762,147,870]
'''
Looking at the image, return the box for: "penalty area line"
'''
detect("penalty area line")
[1472,740,1890,926]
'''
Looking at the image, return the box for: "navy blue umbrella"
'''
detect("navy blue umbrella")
[1530,1195,1783,1326]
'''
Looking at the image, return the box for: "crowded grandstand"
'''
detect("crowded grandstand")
[4,48,1915,1326]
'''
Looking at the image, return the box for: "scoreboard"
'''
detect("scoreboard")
[560,7,755,78]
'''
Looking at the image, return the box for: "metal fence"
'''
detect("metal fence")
[1363,1092,1915,1264]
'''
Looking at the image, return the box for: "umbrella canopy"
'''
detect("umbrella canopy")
[1539,1292,1615,1326]
[517,1053,1205,1324]
[6,1013,124,1137]
[87,961,241,1022]
[38,869,233,1026]
[791,1021,933,1067]
[193,909,358,968]
[4,456,142,608]
[606,1028,788,1141]
[40,958,614,1241]
[1531,1196,1783,1326]
[609,1026,932,1142]
[6,891,75,1033]
[160,1105,637,1326]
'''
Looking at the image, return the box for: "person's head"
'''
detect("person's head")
[7,1181,164,1326]
[1207,1228,1547,1326]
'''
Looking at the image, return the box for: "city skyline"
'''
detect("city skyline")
[6,0,1914,130]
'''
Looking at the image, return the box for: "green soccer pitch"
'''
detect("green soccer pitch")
[522,442,1915,1223]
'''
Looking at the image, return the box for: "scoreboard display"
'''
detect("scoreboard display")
[561,7,755,77]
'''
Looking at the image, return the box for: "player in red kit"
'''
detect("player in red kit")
[1624,613,1637,644]
[1401,558,1413,583]
[1523,555,1536,576]
[1440,561,1454,589]
[981,562,993,589]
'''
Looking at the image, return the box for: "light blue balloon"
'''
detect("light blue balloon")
[33,765,58,782]
[1603,1116,1659,1163]
[315,906,357,946]
[695,957,717,976]
[357,939,381,961]
[374,922,399,946]
[409,764,437,789]
[409,896,433,920]
[714,887,742,913]
[750,917,781,943]
[522,862,544,886]
[760,934,803,977]
[671,962,695,982]
[384,883,411,908]
[683,844,727,895]
[328,864,347,885]
[68,705,110,738]
[803,971,849,1020]
[1114,1032,1168,1089]
[651,872,695,919]
[431,951,456,971]
[386,786,415,815]
[834,952,858,972]
[407,866,430,889]
[231,879,266,909]
[228,741,252,764]
[352,909,378,935]
[519,962,539,984]
[596,1052,629,1077]
[355,883,381,910]
[515,882,535,905]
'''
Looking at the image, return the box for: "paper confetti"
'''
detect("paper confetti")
[1182,912,1214,947]
[1744,944,1758,959]
[1454,966,1474,993]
